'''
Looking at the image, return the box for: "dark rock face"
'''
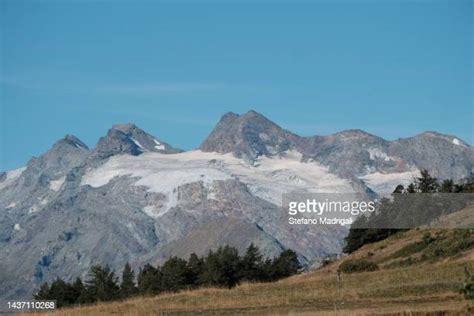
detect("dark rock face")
[300,130,391,177]
[29,134,90,175]
[200,111,301,161]
[388,132,473,180]
[0,135,90,216]
[92,123,182,159]
[201,111,473,181]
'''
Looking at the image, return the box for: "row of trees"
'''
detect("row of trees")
[400,170,474,194]
[344,170,474,253]
[35,244,301,307]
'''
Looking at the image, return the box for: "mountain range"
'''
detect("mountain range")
[0,110,472,300]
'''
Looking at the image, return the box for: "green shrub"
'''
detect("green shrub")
[461,267,474,301]
[386,256,417,269]
[338,259,378,274]
[320,259,333,267]
[388,230,474,263]
[422,232,435,245]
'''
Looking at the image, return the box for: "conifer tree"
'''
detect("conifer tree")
[440,179,455,193]
[393,184,404,194]
[32,244,304,304]
[48,278,81,307]
[84,265,120,302]
[186,253,204,287]
[70,277,84,304]
[406,183,417,193]
[34,282,51,300]
[270,249,301,280]
[160,257,189,292]
[137,264,161,294]
[240,243,264,282]
[120,262,137,298]
[417,169,439,193]
[201,246,241,288]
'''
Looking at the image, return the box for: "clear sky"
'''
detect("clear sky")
[1,0,472,170]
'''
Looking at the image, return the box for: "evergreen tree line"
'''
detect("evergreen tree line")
[34,244,301,307]
[344,170,474,254]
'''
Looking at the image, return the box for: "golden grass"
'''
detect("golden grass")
[28,229,474,315]
[28,260,473,315]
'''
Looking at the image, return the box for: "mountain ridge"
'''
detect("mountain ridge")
[200,110,472,180]
[3,110,470,175]
[0,110,472,301]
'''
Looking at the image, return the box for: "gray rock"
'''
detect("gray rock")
[92,123,182,159]
[388,132,473,180]
[200,111,301,161]
[0,112,472,302]
[201,111,473,180]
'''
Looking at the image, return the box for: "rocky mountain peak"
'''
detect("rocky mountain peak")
[111,123,138,133]
[219,111,240,122]
[328,129,383,142]
[413,131,470,147]
[387,132,473,180]
[59,134,89,150]
[200,110,301,160]
[22,134,90,180]
[45,134,89,157]
[92,123,182,159]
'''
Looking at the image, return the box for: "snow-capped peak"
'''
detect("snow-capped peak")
[130,137,146,152]
[153,139,165,150]
[92,123,182,159]
[452,138,468,147]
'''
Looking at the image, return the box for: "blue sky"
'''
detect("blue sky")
[1,0,472,170]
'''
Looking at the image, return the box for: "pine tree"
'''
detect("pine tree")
[186,253,204,287]
[137,264,161,294]
[416,169,439,193]
[260,258,275,282]
[270,249,301,280]
[240,243,264,282]
[440,179,455,193]
[160,257,189,292]
[201,246,241,288]
[393,184,404,194]
[460,181,474,193]
[72,277,84,294]
[406,183,417,193]
[84,265,120,302]
[34,282,51,300]
[69,277,84,305]
[120,262,137,298]
[47,278,79,307]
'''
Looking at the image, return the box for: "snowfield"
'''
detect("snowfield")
[452,138,467,147]
[0,167,26,191]
[153,139,165,150]
[359,170,420,195]
[81,150,354,212]
[49,176,66,191]
[5,202,16,209]
[367,148,394,162]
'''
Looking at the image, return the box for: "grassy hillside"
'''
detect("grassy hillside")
[29,225,474,316]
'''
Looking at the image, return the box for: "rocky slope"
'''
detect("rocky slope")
[0,110,472,301]
[92,123,182,159]
[200,111,301,161]
[201,111,473,181]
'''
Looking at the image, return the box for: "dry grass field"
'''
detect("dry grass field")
[28,227,474,315]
